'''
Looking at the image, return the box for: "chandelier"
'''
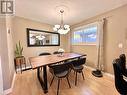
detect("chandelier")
[53,10,70,34]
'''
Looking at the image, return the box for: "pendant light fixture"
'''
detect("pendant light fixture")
[53,10,70,34]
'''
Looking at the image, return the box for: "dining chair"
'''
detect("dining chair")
[50,62,71,95]
[71,57,86,85]
[39,52,51,70]
[119,54,127,76]
[39,52,51,56]
[112,58,127,95]
[53,51,61,54]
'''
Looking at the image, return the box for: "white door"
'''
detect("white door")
[0,56,3,95]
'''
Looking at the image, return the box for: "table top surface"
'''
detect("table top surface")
[29,53,86,69]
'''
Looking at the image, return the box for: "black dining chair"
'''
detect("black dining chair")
[50,62,71,95]
[71,57,86,85]
[119,54,127,77]
[39,52,60,81]
[39,52,51,56]
[53,51,61,54]
[39,52,51,70]
[112,58,127,95]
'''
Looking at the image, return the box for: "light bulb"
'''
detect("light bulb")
[64,25,70,28]
[58,29,68,34]
[55,25,60,28]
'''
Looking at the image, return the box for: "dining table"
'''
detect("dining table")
[29,53,86,93]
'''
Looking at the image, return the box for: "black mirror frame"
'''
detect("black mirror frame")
[26,28,60,47]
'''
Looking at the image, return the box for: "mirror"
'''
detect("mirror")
[27,28,60,47]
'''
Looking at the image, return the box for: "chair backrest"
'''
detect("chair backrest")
[72,57,86,67]
[53,51,61,54]
[39,52,51,56]
[51,62,71,74]
[119,54,127,76]
[119,54,126,64]
[112,58,127,94]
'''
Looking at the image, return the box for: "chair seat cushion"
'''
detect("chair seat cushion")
[55,71,68,78]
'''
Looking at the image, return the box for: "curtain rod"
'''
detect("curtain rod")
[99,15,113,21]
[71,15,113,30]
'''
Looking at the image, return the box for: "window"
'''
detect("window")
[72,23,98,45]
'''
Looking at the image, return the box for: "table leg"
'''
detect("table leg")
[43,66,48,93]
[37,66,48,94]
[37,67,41,81]
[37,67,44,89]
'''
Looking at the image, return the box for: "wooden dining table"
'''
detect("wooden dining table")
[29,53,86,93]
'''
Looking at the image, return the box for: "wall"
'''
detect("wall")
[0,17,4,95]
[0,17,11,90]
[0,16,15,91]
[6,16,15,88]
[71,5,127,74]
[13,16,67,65]
[0,56,3,95]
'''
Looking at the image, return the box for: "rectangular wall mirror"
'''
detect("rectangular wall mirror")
[27,28,60,47]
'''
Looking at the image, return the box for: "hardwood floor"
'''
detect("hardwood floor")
[8,67,119,95]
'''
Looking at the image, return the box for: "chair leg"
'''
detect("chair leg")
[75,72,78,86]
[50,76,55,86]
[24,63,26,70]
[66,77,71,88]
[20,63,22,74]
[74,70,76,74]
[81,71,85,80]
[57,79,60,95]
[40,67,42,70]
[14,60,17,73]
[69,69,72,73]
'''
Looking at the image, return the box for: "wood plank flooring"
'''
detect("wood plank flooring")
[8,67,119,95]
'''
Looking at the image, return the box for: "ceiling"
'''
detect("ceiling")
[15,0,127,25]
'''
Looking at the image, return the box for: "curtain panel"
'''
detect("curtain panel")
[96,19,105,71]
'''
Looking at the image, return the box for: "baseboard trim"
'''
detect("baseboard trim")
[4,72,16,95]
[85,65,114,79]
[85,65,95,71]
[104,72,114,79]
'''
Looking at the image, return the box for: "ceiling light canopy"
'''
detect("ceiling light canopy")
[53,10,70,34]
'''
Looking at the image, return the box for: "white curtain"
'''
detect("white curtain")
[96,19,105,71]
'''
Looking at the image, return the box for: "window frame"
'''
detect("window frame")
[71,22,98,46]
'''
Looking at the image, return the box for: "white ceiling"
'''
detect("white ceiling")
[15,0,127,25]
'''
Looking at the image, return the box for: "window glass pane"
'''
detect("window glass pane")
[85,26,97,43]
[72,25,97,44]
